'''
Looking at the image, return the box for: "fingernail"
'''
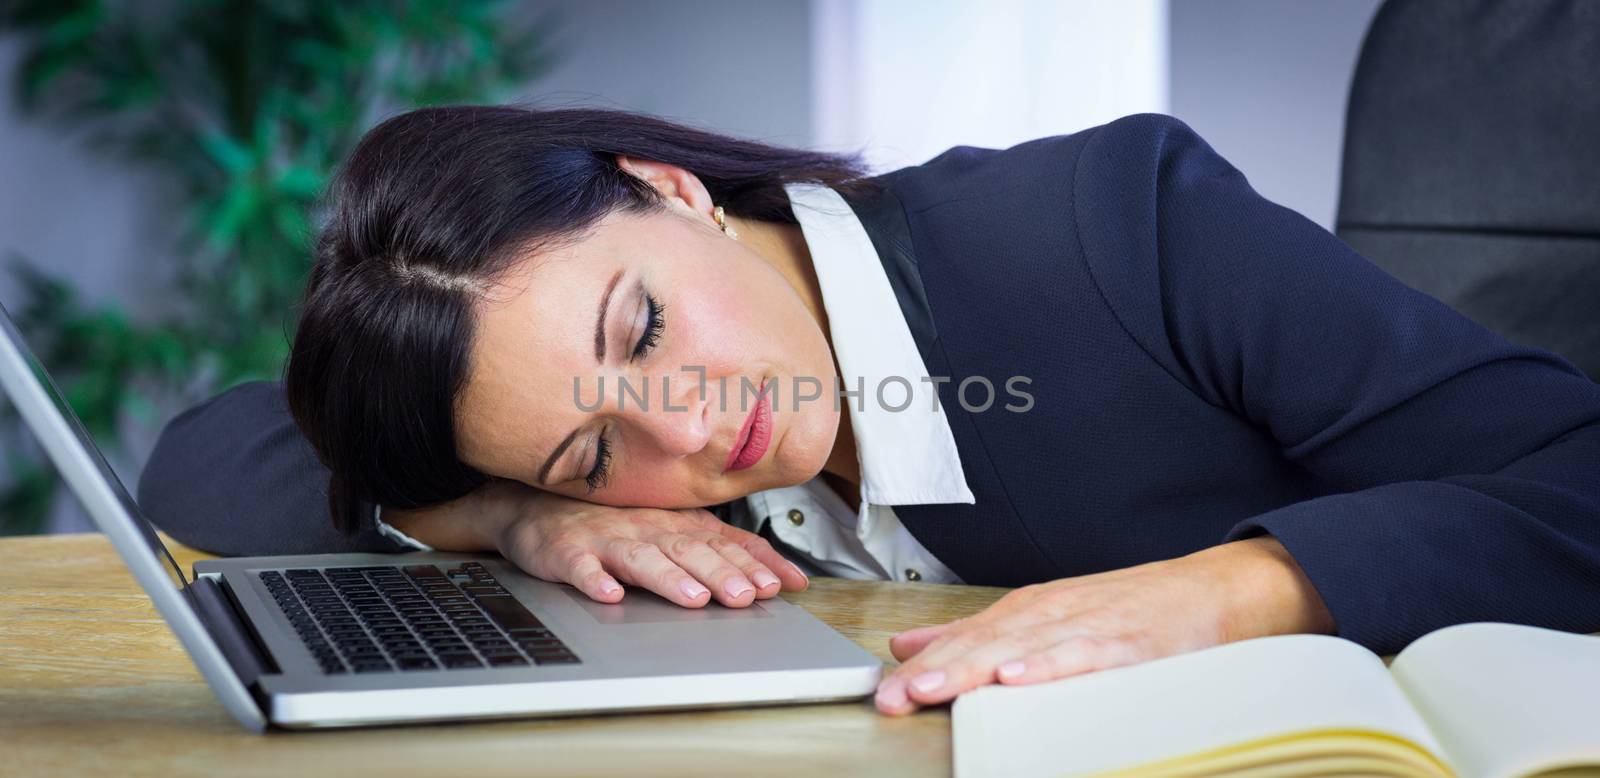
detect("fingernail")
[875,678,908,709]
[910,670,945,695]
[997,660,1025,680]
[724,579,754,599]
[680,580,710,600]
[751,570,780,589]
[599,579,622,596]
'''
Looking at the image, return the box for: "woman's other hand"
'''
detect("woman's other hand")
[873,536,1335,715]
[382,479,808,608]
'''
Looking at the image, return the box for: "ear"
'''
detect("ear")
[615,154,717,223]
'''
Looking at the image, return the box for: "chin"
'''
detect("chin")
[765,411,838,488]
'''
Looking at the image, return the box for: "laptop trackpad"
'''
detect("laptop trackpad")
[562,587,772,624]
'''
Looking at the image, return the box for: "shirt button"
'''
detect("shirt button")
[904,568,923,582]
[787,509,805,526]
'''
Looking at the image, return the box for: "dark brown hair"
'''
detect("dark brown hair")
[286,104,878,533]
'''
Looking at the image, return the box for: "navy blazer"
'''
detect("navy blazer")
[139,114,1600,655]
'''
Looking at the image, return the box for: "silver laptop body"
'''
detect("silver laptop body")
[0,302,881,732]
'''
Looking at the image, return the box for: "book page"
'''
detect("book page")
[1390,623,1600,778]
[953,634,1449,778]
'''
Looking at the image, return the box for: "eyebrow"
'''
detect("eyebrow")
[537,427,582,486]
[594,269,624,363]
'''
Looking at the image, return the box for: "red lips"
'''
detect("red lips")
[724,379,772,472]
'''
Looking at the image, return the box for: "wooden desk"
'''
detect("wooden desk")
[0,534,1010,777]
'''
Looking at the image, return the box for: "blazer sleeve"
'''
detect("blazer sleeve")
[137,380,410,555]
[1075,113,1600,655]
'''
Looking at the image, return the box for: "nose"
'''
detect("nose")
[616,372,711,458]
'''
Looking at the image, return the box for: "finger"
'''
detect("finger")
[997,637,1134,686]
[877,621,978,716]
[889,620,964,662]
[601,539,712,608]
[874,673,919,716]
[884,616,1044,705]
[704,535,782,598]
[901,628,1122,708]
[716,523,809,591]
[562,549,625,603]
[658,534,758,607]
[897,626,1057,706]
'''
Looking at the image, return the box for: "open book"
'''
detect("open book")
[952,623,1600,778]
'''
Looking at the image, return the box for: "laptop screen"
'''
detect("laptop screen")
[0,300,267,729]
[0,303,188,586]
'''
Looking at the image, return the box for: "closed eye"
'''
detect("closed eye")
[631,292,664,361]
[579,287,661,493]
[584,429,613,493]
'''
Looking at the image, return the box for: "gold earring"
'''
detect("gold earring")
[713,205,739,240]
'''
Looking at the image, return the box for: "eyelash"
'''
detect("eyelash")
[584,431,613,494]
[631,293,665,362]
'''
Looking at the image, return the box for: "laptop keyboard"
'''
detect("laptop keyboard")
[258,562,581,674]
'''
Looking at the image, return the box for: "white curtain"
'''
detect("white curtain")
[812,0,1170,172]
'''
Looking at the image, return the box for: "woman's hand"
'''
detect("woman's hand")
[382,479,808,608]
[873,536,1335,715]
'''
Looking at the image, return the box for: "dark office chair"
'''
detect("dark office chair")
[1336,0,1600,381]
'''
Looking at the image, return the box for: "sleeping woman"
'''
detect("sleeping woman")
[138,105,1600,717]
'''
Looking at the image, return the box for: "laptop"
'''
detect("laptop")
[0,302,881,731]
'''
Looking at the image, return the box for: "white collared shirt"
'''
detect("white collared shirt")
[378,182,976,585]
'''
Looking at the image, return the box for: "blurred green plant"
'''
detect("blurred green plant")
[0,0,558,534]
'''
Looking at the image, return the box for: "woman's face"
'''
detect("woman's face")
[454,166,840,509]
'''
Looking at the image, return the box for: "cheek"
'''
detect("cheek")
[611,482,700,509]
[671,267,825,377]
[550,468,705,509]
[670,280,771,371]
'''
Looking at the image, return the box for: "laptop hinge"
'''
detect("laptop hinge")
[186,575,279,684]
